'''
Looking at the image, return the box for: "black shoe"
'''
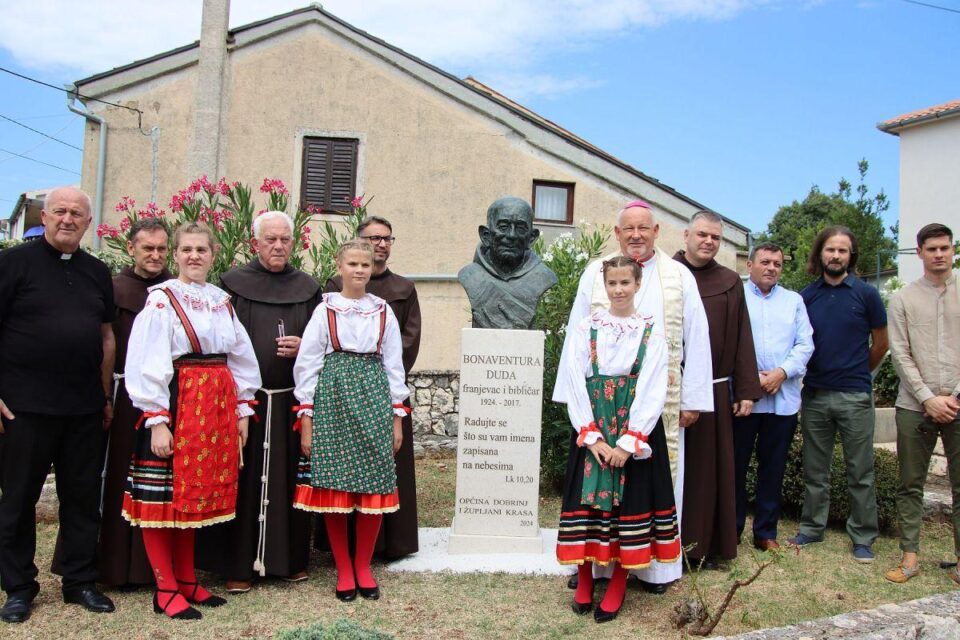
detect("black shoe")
[571,599,592,615]
[358,585,380,600]
[567,574,578,589]
[594,605,620,623]
[153,589,202,620]
[178,582,227,608]
[335,588,357,602]
[1,585,39,624]
[639,580,668,594]
[63,585,115,613]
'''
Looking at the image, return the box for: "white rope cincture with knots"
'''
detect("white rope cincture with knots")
[99,372,125,515]
[252,386,296,576]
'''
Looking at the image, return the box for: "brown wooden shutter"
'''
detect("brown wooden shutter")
[300,137,358,212]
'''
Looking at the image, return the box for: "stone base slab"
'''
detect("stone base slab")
[447,524,544,555]
[387,527,570,575]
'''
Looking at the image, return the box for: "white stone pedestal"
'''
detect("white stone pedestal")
[448,328,545,554]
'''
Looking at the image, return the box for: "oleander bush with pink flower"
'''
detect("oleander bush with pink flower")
[96,176,367,284]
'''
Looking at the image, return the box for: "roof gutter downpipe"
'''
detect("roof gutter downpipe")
[66,85,107,250]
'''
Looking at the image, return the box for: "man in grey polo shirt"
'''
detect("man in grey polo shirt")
[884,223,959,585]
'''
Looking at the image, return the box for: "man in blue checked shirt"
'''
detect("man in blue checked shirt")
[734,242,813,551]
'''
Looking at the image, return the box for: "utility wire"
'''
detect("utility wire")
[0,114,83,151]
[0,66,147,132]
[0,116,80,167]
[0,147,80,175]
[901,0,960,14]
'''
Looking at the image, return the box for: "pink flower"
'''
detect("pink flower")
[302,240,310,250]
[169,191,192,212]
[137,202,166,219]
[191,175,213,195]
[351,196,364,208]
[114,196,136,213]
[302,226,311,235]
[214,177,229,196]
[119,217,131,232]
[96,224,119,239]
[259,178,288,196]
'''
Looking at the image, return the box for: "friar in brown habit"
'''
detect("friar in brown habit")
[674,211,762,566]
[50,218,170,587]
[195,212,322,593]
[323,214,422,558]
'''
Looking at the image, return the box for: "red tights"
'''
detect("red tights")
[323,512,383,590]
[141,528,214,616]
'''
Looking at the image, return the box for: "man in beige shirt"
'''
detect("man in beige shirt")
[885,222,960,585]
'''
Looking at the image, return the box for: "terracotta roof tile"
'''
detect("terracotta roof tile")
[878,99,960,132]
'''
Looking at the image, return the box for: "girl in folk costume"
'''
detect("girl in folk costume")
[292,240,408,601]
[122,222,261,620]
[556,256,679,623]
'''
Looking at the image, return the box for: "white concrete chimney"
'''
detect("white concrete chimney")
[188,0,230,180]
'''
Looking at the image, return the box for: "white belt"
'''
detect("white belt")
[252,386,296,577]
[111,372,125,405]
[712,376,730,384]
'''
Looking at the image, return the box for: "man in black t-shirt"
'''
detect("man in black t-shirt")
[0,186,117,624]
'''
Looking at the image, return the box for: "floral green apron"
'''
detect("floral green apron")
[581,323,653,511]
[309,309,396,495]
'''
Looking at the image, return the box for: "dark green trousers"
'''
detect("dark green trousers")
[798,388,878,545]
[895,408,960,556]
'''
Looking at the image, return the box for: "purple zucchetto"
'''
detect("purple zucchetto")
[622,199,650,209]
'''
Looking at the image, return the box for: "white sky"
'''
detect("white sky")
[0,0,770,99]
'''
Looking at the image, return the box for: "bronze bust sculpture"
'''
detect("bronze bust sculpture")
[458,197,558,330]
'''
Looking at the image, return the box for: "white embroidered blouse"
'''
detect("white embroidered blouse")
[293,293,409,417]
[125,279,261,427]
[561,310,668,459]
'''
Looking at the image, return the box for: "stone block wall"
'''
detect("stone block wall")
[408,370,459,455]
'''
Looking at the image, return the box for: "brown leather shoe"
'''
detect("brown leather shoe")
[284,571,308,583]
[225,580,252,594]
[884,564,920,584]
[753,538,780,551]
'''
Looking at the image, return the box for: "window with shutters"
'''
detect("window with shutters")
[532,180,574,224]
[300,137,359,213]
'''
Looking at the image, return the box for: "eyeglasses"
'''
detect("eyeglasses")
[359,235,396,245]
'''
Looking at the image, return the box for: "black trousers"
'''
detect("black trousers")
[0,411,104,596]
[733,412,798,541]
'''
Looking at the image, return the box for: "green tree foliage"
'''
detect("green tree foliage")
[757,160,897,292]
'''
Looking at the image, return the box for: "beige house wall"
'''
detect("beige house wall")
[896,116,960,284]
[76,15,746,372]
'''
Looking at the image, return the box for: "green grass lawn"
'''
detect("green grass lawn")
[7,454,957,639]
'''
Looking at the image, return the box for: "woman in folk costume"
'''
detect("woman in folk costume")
[292,239,408,602]
[122,222,261,620]
[556,256,679,623]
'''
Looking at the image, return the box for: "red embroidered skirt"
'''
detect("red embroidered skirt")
[123,355,240,528]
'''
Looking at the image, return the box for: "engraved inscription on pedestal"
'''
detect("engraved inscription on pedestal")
[448,328,545,554]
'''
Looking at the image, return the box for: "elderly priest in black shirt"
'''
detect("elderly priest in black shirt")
[0,186,117,624]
